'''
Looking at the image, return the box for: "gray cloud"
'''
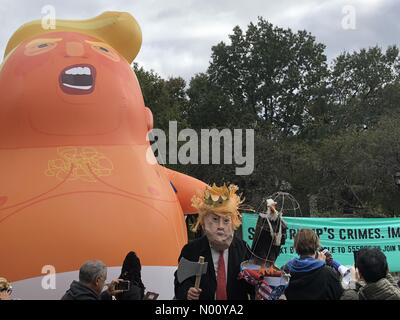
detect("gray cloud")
[291,0,400,62]
[0,0,398,81]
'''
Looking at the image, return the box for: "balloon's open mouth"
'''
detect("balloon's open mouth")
[59,64,96,95]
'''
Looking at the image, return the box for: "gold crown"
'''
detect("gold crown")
[203,183,236,207]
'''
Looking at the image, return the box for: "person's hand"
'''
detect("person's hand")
[106,279,124,296]
[343,266,360,289]
[187,287,202,300]
[316,251,326,261]
[0,290,11,300]
[352,267,361,282]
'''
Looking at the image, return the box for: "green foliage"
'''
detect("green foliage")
[132,19,400,217]
[206,18,329,136]
[134,63,188,131]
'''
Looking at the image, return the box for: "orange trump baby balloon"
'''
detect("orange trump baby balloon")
[0,12,206,299]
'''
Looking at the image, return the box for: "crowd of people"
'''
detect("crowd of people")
[282,229,400,300]
[61,251,145,301]
[1,184,400,301]
[0,251,146,301]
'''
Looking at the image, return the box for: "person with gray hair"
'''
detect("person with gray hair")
[61,260,122,300]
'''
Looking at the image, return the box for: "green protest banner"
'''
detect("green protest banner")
[242,213,400,271]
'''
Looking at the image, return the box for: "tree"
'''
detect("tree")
[328,46,400,132]
[205,17,329,136]
[134,63,188,131]
[311,114,400,216]
[133,63,190,174]
[132,23,400,217]
[185,18,330,211]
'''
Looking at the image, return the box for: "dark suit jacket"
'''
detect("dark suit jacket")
[174,235,254,300]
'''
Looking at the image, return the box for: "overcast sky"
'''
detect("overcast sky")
[0,0,398,81]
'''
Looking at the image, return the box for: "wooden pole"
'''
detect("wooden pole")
[194,256,205,289]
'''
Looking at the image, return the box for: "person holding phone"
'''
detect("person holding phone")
[115,251,146,300]
[341,248,400,300]
[282,229,343,300]
[61,260,123,300]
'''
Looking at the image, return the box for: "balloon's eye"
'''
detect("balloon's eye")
[88,43,120,62]
[24,39,61,56]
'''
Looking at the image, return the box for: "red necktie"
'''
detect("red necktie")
[216,251,227,300]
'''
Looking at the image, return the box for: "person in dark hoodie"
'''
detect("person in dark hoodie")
[61,260,122,300]
[115,251,145,300]
[282,229,343,300]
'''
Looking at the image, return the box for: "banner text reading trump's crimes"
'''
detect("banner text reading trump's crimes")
[242,214,400,271]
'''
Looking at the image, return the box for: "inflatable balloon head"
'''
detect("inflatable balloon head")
[0,12,153,147]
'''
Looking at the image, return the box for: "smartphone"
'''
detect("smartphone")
[115,280,130,291]
[353,250,359,268]
[144,291,159,300]
[315,247,326,258]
